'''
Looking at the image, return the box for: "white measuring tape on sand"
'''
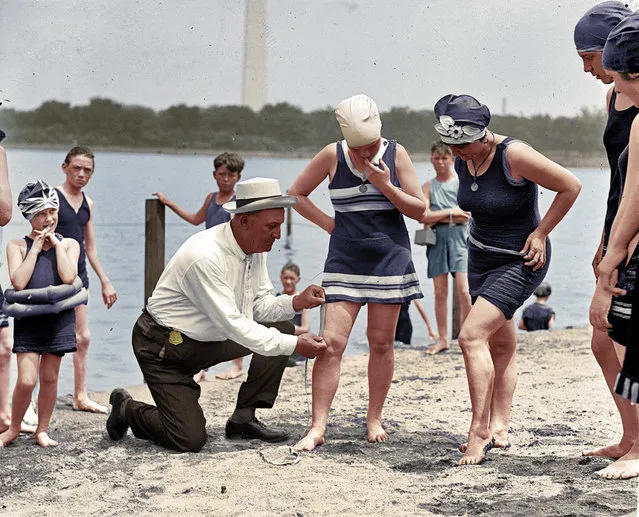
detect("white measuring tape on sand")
[258,446,301,466]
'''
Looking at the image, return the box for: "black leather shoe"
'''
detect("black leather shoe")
[106,388,132,441]
[225,418,289,443]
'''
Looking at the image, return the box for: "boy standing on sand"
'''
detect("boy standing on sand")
[56,146,117,414]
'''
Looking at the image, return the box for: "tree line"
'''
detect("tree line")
[0,98,607,157]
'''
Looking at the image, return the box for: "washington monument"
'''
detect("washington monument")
[242,0,267,112]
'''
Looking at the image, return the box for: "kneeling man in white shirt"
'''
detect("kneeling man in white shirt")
[106,178,327,452]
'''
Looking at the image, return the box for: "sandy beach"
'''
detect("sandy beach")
[1,326,638,517]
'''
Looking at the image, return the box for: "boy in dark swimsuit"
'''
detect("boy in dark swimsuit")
[56,147,117,414]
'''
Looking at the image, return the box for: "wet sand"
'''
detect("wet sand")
[1,326,638,517]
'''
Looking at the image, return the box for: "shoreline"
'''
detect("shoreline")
[1,326,637,516]
[3,142,608,168]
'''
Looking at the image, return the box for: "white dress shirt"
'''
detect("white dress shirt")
[146,223,297,356]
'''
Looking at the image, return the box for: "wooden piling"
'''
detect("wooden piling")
[286,204,292,239]
[145,199,165,304]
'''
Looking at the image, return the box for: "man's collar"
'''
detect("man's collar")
[222,221,249,260]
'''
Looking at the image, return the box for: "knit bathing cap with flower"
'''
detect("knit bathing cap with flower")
[433,94,491,145]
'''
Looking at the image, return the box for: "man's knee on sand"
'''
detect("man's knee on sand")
[170,427,208,453]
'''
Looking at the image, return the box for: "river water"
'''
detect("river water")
[3,149,607,394]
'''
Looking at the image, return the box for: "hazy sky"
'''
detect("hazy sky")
[0,1,632,116]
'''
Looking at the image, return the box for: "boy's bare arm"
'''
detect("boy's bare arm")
[84,196,117,308]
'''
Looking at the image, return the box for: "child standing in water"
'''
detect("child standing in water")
[0,181,79,448]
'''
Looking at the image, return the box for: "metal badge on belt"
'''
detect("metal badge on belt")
[169,330,183,345]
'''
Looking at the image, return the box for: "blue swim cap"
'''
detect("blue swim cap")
[433,94,491,145]
[603,11,639,72]
[574,1,632,52]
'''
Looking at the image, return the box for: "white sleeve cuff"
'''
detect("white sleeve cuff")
[280,334,298,356]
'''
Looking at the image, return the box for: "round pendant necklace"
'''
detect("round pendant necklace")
[470,131,495,192]
[359,183,368,193]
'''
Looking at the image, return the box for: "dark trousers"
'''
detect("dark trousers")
[124,310,293,452]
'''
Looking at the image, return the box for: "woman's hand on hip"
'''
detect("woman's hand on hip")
[520,229,547,271]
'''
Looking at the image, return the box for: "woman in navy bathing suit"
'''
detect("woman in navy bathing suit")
[590,12,639,480]
[0,181,80,449]
[434,94,581,465]
[288,94,425,451]
[574,1,639,462]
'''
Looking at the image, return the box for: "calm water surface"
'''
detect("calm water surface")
[4,149,607,394]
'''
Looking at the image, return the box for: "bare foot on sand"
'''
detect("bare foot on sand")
[367,421,388,443]
[193,370,206,383]
[582,442,631,459]
[597,455,639,479]
[294,428,325,451]
[458,436,495,465]
[35,431,58,448]
[1,419,36,435]
[73,398,108,414]
[0,427,20,447]
[426,340,449,355]
[459,435,509,453]
[215,367,243,380]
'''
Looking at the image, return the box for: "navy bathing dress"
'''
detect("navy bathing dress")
[205,193,233,229]
[603,92,639,346]
[55,188,90,289]
[614,145,639,402]
[457,137,550,320]
[13,236,77,356]
[321,139,423,305]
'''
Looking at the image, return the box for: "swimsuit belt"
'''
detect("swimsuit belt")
[467,232,524,257]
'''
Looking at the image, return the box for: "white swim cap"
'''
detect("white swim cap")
[335,94,382,148]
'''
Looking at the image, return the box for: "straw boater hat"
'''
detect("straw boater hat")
[223,177,297,214]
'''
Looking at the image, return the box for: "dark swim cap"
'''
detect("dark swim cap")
[603,11,639,72]
[574,1,632,52]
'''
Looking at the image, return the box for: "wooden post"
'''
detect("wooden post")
[286,205,292,239]
[451,276,460,339]
[145,199,165,304]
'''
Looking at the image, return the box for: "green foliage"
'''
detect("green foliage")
[0,98,607,156]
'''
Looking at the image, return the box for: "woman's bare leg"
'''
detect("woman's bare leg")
[486,319,517,447]
[294,301,361,451]
[454,272,472,329]
[457,297,507,465]
[583,330,639,458]
[366,303,401,442]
